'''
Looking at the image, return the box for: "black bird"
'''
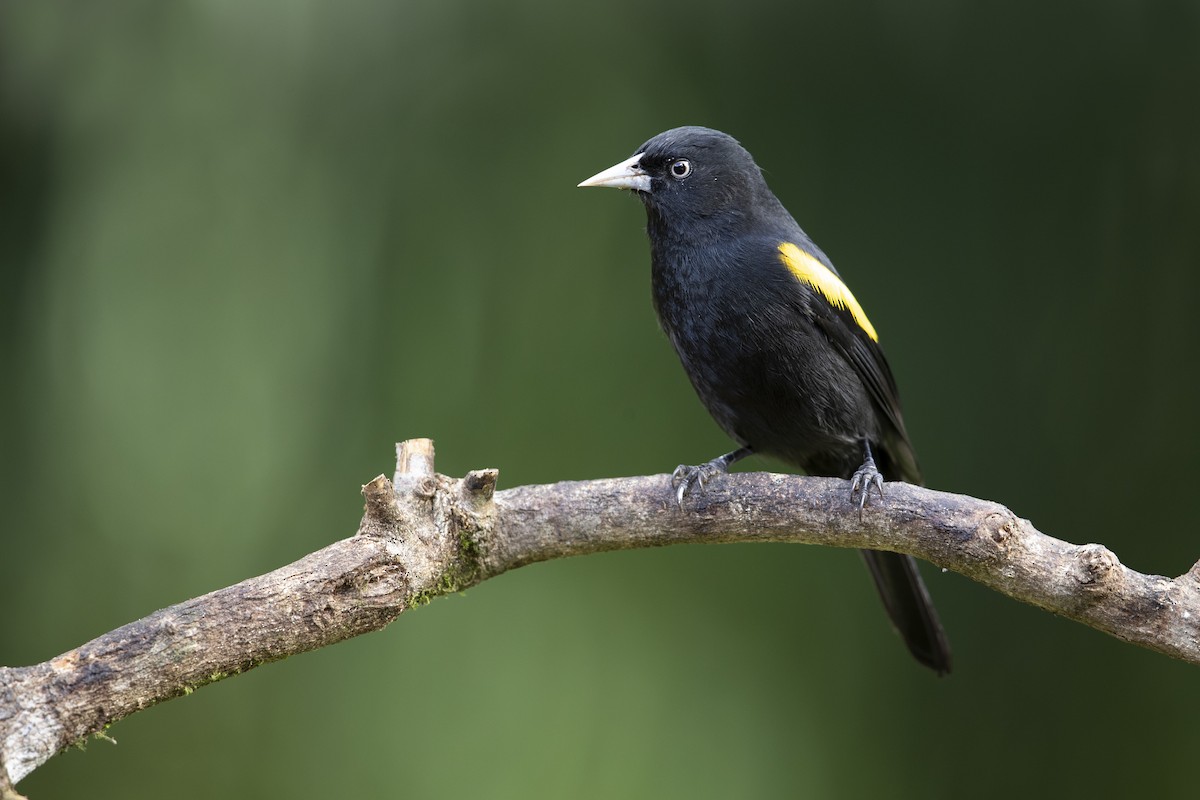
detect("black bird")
[579,126,951,674]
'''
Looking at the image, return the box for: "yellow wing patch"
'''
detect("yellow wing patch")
[777,242,879,342]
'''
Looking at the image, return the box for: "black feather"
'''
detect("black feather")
[583,126,951,675]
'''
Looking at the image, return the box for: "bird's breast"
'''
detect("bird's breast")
[648,239,878,466]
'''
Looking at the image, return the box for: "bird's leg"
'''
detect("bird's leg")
[671,446,754,508]
[849,440,886,514]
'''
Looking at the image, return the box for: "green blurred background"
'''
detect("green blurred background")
[3,1,1198,797]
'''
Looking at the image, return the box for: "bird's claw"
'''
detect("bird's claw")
[849,460,885,516]
[671,460,726,508]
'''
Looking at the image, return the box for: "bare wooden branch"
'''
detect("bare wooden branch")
[2,438,1198,791]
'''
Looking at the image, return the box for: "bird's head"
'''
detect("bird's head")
[579,126,778,233]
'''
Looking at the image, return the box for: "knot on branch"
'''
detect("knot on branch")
[974,511,1028,568]
[462,469,499,504]
[983,512,1019,545]
[357,439,500,606]
[1072,544,1121,589]
[359,475,401,535]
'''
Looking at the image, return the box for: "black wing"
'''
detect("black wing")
[778,239,922,484]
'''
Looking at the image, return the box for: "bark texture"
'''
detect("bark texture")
[2,438,1198,795]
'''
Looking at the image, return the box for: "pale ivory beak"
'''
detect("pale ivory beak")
[577,152,651,192]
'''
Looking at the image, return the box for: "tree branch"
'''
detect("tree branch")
[2,438,1198,793]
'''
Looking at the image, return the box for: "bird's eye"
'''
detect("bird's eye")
[669,159,692,179]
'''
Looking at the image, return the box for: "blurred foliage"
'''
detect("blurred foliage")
[2,1,1199,797]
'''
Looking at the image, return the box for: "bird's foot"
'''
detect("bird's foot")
[849,456,885,515]
[671,458,729,508]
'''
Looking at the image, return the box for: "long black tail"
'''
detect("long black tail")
[861,549,952,675]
